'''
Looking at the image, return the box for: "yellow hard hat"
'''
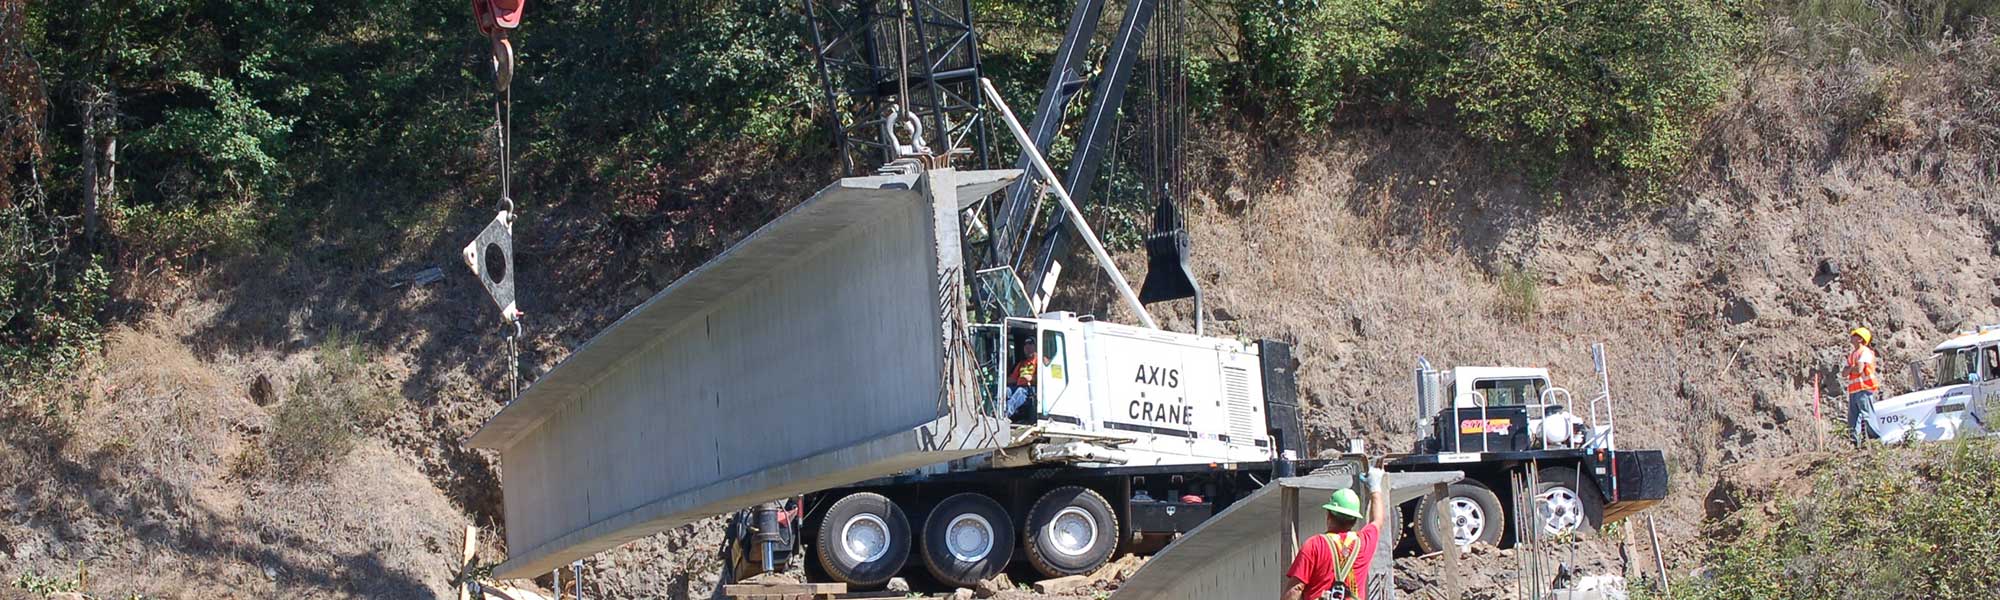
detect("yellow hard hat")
[1851,327,1872,345]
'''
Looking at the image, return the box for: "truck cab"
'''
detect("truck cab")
[1870,327,1999,443]
[1422,366,1603,455]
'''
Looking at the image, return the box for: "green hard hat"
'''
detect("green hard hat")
[1322,489,1363,519]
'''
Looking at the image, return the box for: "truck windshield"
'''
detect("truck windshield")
[1474,378,1546,407]
[1936,347,1978,386]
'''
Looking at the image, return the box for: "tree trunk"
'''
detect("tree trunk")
[80,117,97,243]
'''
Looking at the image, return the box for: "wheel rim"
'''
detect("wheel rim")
[945,513,995,563]
[1538,485,1585,536]
[840,513,892,564]
[1446,496,1485,547]
[1045,506,1099,557]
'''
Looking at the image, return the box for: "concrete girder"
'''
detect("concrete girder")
[470,168,1020,579]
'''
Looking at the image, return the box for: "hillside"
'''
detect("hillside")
[4,1,2000,598]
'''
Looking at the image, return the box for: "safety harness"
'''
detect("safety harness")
[1319,531,1364,600]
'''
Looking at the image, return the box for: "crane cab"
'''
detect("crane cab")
[969,310,1281,468]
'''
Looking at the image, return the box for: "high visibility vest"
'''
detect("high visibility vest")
[1319,532,1364,600]
[1846,346,1880,394]
[1012,360,1037,386]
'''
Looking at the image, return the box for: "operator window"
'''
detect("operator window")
[1041,331,1067,382]
[1473,378,1545,407]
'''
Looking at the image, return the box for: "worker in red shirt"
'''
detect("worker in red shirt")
[1282,481,1386,600]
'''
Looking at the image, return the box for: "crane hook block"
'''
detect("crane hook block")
[473,0,526,36]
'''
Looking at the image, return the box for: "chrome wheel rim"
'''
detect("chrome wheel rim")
[1046,506,1099,557]
[945,513,995,563]
[840,513,892,564]
[1538,485,1586,536]
[1447,496,1485,546]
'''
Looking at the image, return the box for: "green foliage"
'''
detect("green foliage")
[113,199,263,266]
[0,200,108,392]
[131,71,296,201]
[1495,266,1541,323]
[1673,440,2000,599]
[10,567,82,594]
[1241,0,1753,175]
[262,330,396,481]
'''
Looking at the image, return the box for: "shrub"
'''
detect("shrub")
[264,331,394,480]
[0,198,109,393]
[1670,440,2000,599]
[111,198,263,267]
[1496,266,1541,323]
[1240,0,1753,175]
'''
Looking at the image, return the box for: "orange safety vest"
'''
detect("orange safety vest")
[1846,346,1880,394]
[1011,359,1037,386]
[1320,532,1364,600]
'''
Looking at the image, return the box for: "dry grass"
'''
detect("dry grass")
[250,330,397,481]
[0,323,462,598]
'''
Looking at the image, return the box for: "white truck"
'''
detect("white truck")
[1867,326,2000,443]
[1390,353,1667,553]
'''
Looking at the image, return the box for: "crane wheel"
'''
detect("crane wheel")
[1415,481,1505,553]
[920,493,1016,587]
[814,492,910,588]
[1023,486,1119,578]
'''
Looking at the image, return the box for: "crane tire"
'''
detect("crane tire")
[920,492,1016,587]
[1023,486,1119,578]
[815,492,910,588]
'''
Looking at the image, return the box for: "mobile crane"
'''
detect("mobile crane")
[718,0,1667,590]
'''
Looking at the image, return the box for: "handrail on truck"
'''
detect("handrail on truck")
[1451,391,1490,453]
[1534,387,1574,449]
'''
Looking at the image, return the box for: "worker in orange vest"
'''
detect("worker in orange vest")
[1005,337,1041,419]
[1845,326,1881,444]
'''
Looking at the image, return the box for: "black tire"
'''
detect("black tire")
[1533,466,1604,540]
[1380,494,1401,551]
[920,493,1016,587]
[814,492,911,588]
[1414,481,1505,553]
[1022,486,1119,578]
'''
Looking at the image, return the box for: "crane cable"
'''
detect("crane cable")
[892,0,925,157]
[498,48,522,402]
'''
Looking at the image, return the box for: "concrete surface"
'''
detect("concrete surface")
[470,168,1019,579]
[1112,467,1463,600]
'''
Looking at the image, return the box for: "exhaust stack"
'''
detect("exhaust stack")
[1415,357,1441,441]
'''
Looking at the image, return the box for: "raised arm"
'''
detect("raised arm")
[1369,470,1387,529]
